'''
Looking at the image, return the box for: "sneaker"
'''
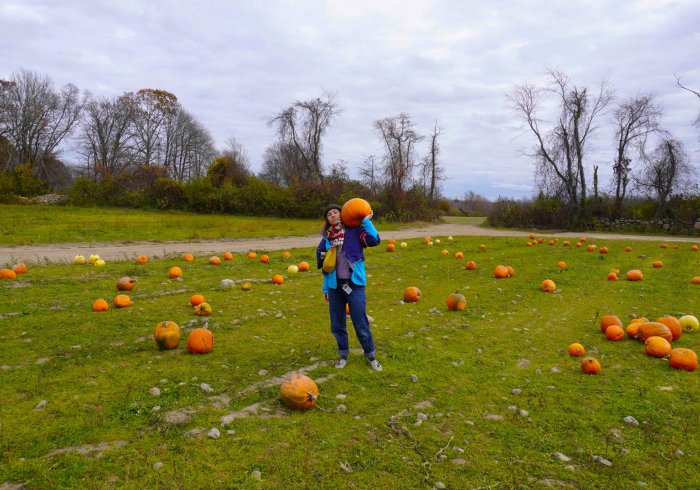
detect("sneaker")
[335,358,347,369]
[369,359,383,372]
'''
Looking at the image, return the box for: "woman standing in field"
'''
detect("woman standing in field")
[316,204,383,371]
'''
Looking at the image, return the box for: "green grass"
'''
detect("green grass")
[439,216,486,225]
[1,234,699,488]
[0,205,416,246]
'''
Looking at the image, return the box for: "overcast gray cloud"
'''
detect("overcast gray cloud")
[2,0,699,199]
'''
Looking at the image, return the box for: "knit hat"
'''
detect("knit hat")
[323,203,342,217]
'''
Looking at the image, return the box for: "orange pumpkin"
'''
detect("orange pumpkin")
[637,322,673,342]
[282,251,292,259]
[581,357,601,374]
[668,348,698,371]
[652,261,663,268]
[607,272,618,281]
[187,327,214,354]
[247,251,258,259]
[540,279,556,292]
[182,253,194,262]
[440,249,449,255]
[626,323,641,339]
[529,234,535,239]
[631,317,649,324]
[0,269,17,280]
[135,255,148,264]
[279,373,319,410]
[660,243,669,249]
[260,255,270,264]
[12,263,28,274]
[194,302,213,316]
[600,315,623,333]
[240,282,252,291]
[692,276,700,285]
[691,245,698,252]
[92,298,109,312]
[423,236,433,244]
[114,294,131,308]
[557,261,567,269]
[575,242,582,248]
[494,265,509,279]
[506,265,515,277]
[223,251,233,261]
[116,276,135,291]
[272,274,284,285]
[465,261,477,270]
[567,343,585,357]
[403,286,421,303]
[479,244,487,250]
[341,198,372,227]
[580,237,587,242]
[298,261,310,272]
[446,293,467,311]
[562,241,570,247]
[386,243,395,252]
[625,246,632,252]
[605,325,625,341]
[656,316,682,341]
[599,247,609,254]
[644,336,672,358]
[190,294,206,306]
[586,244,597,252]
[626,269,643,281]
[454,252,464,259]
[153,321,181,350]
[209,256,221,265]
[168,267,183,279]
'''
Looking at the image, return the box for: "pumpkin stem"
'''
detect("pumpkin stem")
[308,392,318,402]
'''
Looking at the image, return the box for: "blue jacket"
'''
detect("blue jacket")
[316,217,381,293]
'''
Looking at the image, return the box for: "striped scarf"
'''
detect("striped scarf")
[327,223,345,247]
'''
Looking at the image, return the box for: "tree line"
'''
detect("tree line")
[0,70,445,220]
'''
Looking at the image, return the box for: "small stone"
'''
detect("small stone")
[565,465,576,471]
[623,416,639,427]
[637,482,648,486]
[336,404,347,412]
[36,358,50,365]
[547,386,555,390]
[512,388,522,395]
[257,370,268,377]
[535,369,542,375]
[435,482,446,489]
[675,449,684,456]
[414,419,423,426]
[275,312,283,318]
[416,413,429,421]
[451,458,467,465]
[484,413,504,421]
[550,367,561,373]
[553,451,571,462]
[518,409,529,417]
[439,454,447,460]
[149,387,161,396]
[71,344,82,349]
[659,386,674,391]
[517,359,531,369]
[250,470,262,480]
[453,446,464,453]
[200,383,214,393]
[34,400,47,411]
[208,428,221,439]
[592,455,613,467]
[620,447,630,454]
[227,429,235,435]
[508,406,518,412]
[153,462,164,470]
[465,420,474,426]
[152,406,161,412]
[410,374,419,382]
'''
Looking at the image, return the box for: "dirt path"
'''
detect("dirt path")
[1,223,698,264]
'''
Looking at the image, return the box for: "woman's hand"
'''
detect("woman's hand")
[367,211,374,220]
[324,293,329,302]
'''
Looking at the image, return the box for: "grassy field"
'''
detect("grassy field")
[0,205,422,246]
[1,233,699,489]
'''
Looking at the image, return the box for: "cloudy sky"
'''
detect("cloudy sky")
[2,0,699,199]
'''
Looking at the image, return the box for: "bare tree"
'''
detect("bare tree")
[78,93,135,180]
[268,92,339,183]
[259,141,306,187]
[421,121,444,203]
[0,70,83,180]
[508,68,614,217]
[610,94,662,217]
[635,136,695,218]
[358,155,382,199]
[127,88,179,166]
[164,109,216,181]
[374,112,423,194]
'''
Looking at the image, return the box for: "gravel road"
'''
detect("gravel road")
[1,223,697,264]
